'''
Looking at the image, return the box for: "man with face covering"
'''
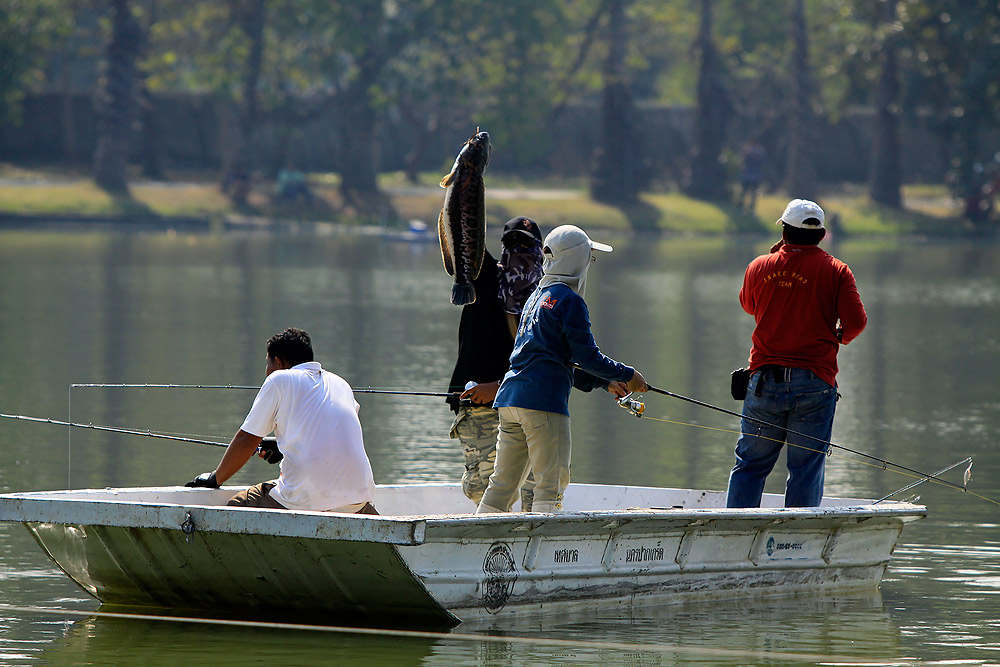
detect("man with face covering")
[476,225,648,514]
[447,217,544,508]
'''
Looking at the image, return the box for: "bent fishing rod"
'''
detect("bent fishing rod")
[641,384,971,493]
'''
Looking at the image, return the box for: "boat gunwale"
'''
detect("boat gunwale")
[0,483,927,547]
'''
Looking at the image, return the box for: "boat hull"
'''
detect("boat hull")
[0,483,925,625]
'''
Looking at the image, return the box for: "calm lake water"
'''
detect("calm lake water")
[0,224,998,666]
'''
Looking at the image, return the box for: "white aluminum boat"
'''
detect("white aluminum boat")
[0,483,925,626]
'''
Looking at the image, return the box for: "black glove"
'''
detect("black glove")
[185,471,219,488]
[258,437,283,464]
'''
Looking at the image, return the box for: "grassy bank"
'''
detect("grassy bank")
[0,164,973,236]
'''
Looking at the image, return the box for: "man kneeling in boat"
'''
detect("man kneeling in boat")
[185,327,378,514]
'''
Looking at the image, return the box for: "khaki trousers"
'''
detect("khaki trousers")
[227,481,286,509]
[450,405,535,509]
[478,406,571,512]
[227,481,378,514]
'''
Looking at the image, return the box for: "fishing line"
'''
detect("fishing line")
[0,604,911,665]
[644,384,972,493]
[630,388,998,506]
[638,413,999,505]
[875,457,974,504]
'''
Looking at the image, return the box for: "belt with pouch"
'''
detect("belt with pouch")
[754,364,794,396]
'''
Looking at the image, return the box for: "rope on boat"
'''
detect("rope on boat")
[0,604,912,665]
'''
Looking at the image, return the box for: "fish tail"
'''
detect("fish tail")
[451,282,476,306]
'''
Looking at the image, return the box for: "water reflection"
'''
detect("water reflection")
[18,592,901,667]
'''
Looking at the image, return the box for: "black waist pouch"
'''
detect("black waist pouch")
[730,367,751,400]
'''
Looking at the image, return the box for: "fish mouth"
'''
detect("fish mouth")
[466,131,490,150]
[463,131,491,170]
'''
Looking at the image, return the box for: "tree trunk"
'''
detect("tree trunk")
[339,93,379,196]
[784,0,817,200]
[591,0,641,204]
[221,0,265,205]
[93,0,142,195]
[138,84,164,179]
[339,47,385,198]
[870,0,902,208]
[686,0,731,201]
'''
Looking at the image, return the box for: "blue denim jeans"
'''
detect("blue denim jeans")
[726,366,838,508]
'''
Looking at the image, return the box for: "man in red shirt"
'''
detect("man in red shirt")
[727,199,867,508]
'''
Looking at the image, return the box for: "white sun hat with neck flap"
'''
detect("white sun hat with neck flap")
[538,225,612,297]
[543,224,613,254]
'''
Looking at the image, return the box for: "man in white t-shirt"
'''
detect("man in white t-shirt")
[186,328,378,514]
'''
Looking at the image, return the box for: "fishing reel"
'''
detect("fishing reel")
[616,392,645,418]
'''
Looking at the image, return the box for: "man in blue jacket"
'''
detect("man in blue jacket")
[475,225,647,514]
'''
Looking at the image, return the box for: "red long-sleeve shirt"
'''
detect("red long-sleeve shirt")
[740,244,867,387]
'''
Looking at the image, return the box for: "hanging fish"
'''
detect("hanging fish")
[438,130,490,305]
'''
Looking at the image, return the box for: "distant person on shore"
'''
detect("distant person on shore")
[726,200,867,508]
[276,168,313,204]
[738,140,767,213]
[186,328,378,514]
[476,225,647,514]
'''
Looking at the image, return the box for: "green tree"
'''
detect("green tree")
[899,0,1000,222]
[0,0,69,126]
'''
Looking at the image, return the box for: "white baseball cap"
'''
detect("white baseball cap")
[778,199,825,229]
[543,225,613,255]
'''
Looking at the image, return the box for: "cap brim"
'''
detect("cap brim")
[503,229,538,239]
[590,240,614,252]
[778,219,825,229]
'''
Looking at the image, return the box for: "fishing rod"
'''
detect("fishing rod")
[642,384,972,494]
[874,457,973,504]
[0,412,227,447]
[71,383,462,400]
[355,388,461,399]
[70,383,260,390]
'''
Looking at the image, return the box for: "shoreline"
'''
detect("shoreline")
[0,173,993,239]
